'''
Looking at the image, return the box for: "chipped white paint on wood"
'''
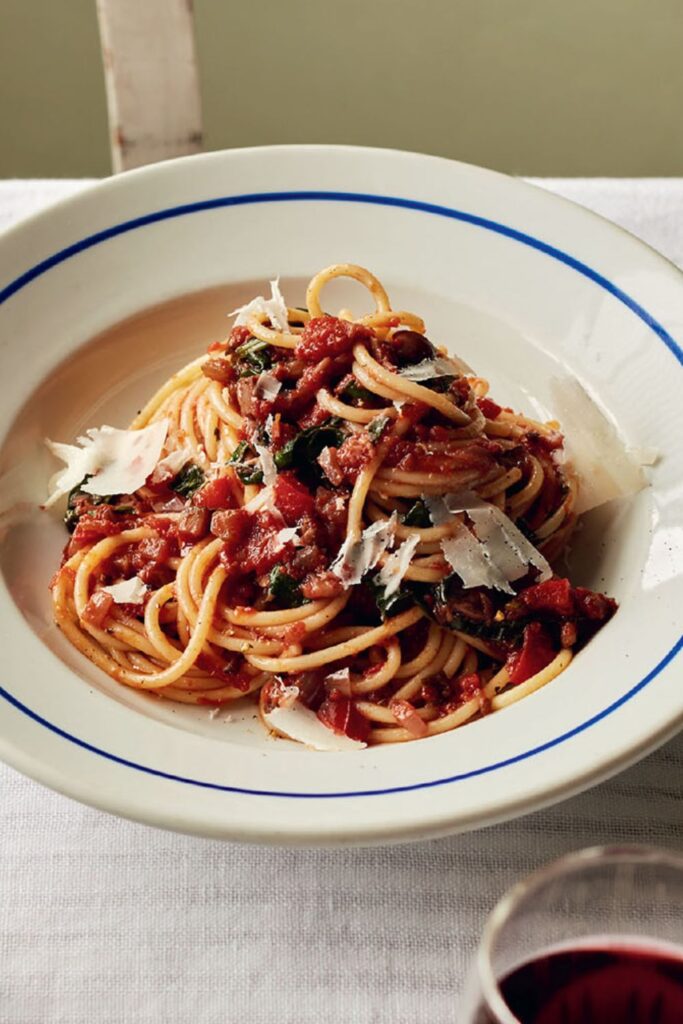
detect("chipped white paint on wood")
[96,0,203,173]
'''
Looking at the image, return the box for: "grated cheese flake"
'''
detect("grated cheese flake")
[378,533,420,597]
[253,441,278,488]
[45,420,168,508]
[274,526,301,548]
[101,576,148,604]
[549,377,650,514]
[441,526,515,594]
[331,513,398,587]
[264,702,366,751]
[150,445,193,484]
[230,279,289,333]
[444,490,552,584]
[255,371,282,402]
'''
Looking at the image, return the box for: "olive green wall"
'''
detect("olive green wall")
[1,0,682,178]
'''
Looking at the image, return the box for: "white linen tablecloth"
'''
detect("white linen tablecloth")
[0,177,681,1024]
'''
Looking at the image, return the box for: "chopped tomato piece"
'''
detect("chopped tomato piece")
[272,472,315,524]
[518,578,617,623]
[317,689,371,743]
[519,577,575,617]
[82,590,114,628]
[458,672,483,702]
[506,622,557,685]
[193,475,237,510]
[295,316,375,363]
[477,396,502,420]
[574,587,618,621]
[335,431,375,482]
[301,570,344,600]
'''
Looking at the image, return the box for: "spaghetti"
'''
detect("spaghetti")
[48,264,617,748]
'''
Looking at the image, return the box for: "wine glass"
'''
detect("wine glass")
[460,844,683,1023]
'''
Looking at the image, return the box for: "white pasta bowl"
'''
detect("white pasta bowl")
[0,145,681,845]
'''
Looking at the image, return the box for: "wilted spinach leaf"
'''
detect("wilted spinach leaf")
[233,337,272,377]
[64,477,120,533]
[268,566,307,608]
[170,463,205,498]
[368,415,391,443]
[341,380,375,404]
[228,441,264,485]
[402,498,432,528]
[366,573,415,620]
[274,418,345,475]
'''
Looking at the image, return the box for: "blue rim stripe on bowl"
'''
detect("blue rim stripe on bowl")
[0,189,681,800]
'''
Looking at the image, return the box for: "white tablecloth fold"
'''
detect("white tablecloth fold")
[0,177,681,1024]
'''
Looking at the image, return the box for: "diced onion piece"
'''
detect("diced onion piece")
[230,279,289,333]
[263,703,366,751]
[549,377,650,514]
[378,533,420,597]
[255,372,282,401]
[101,577,148,604]
[45,420,168,507]
[331,513,397,587]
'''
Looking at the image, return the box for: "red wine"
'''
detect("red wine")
[474,944,683,1023]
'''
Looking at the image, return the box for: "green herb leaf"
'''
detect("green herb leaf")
[64,476,116,533]
[228,441,264,485]
[268,566,306,608]
[366,573,415,619]
[273,418,345,476]
[368,415,390,443]
[233,337,273,377]
[341,380,375,404]
[402,498,431,528]
[170,463,205,498]
[420,375,455,393]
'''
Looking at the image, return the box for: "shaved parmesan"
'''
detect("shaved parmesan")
[549,377,650,514]
[331,513,397,587]
[628,446,659,467]
[101,576,148,604]
[325,668,350,684]
[264,702,366,751]
[150,446,192,484]
[424,491,552,592]
[399,351,472,380]
[254,442,277,488]
[275,527,301,548]
[378,532,420,597]
[255,371,282,402]
[444,490,552,585]
[45,420,168,508]
[230,279,289,333]
[274,683,300,709]
[441,527,515,594]
[423,494,451,527]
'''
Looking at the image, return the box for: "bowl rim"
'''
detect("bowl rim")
[0,144,681,843]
